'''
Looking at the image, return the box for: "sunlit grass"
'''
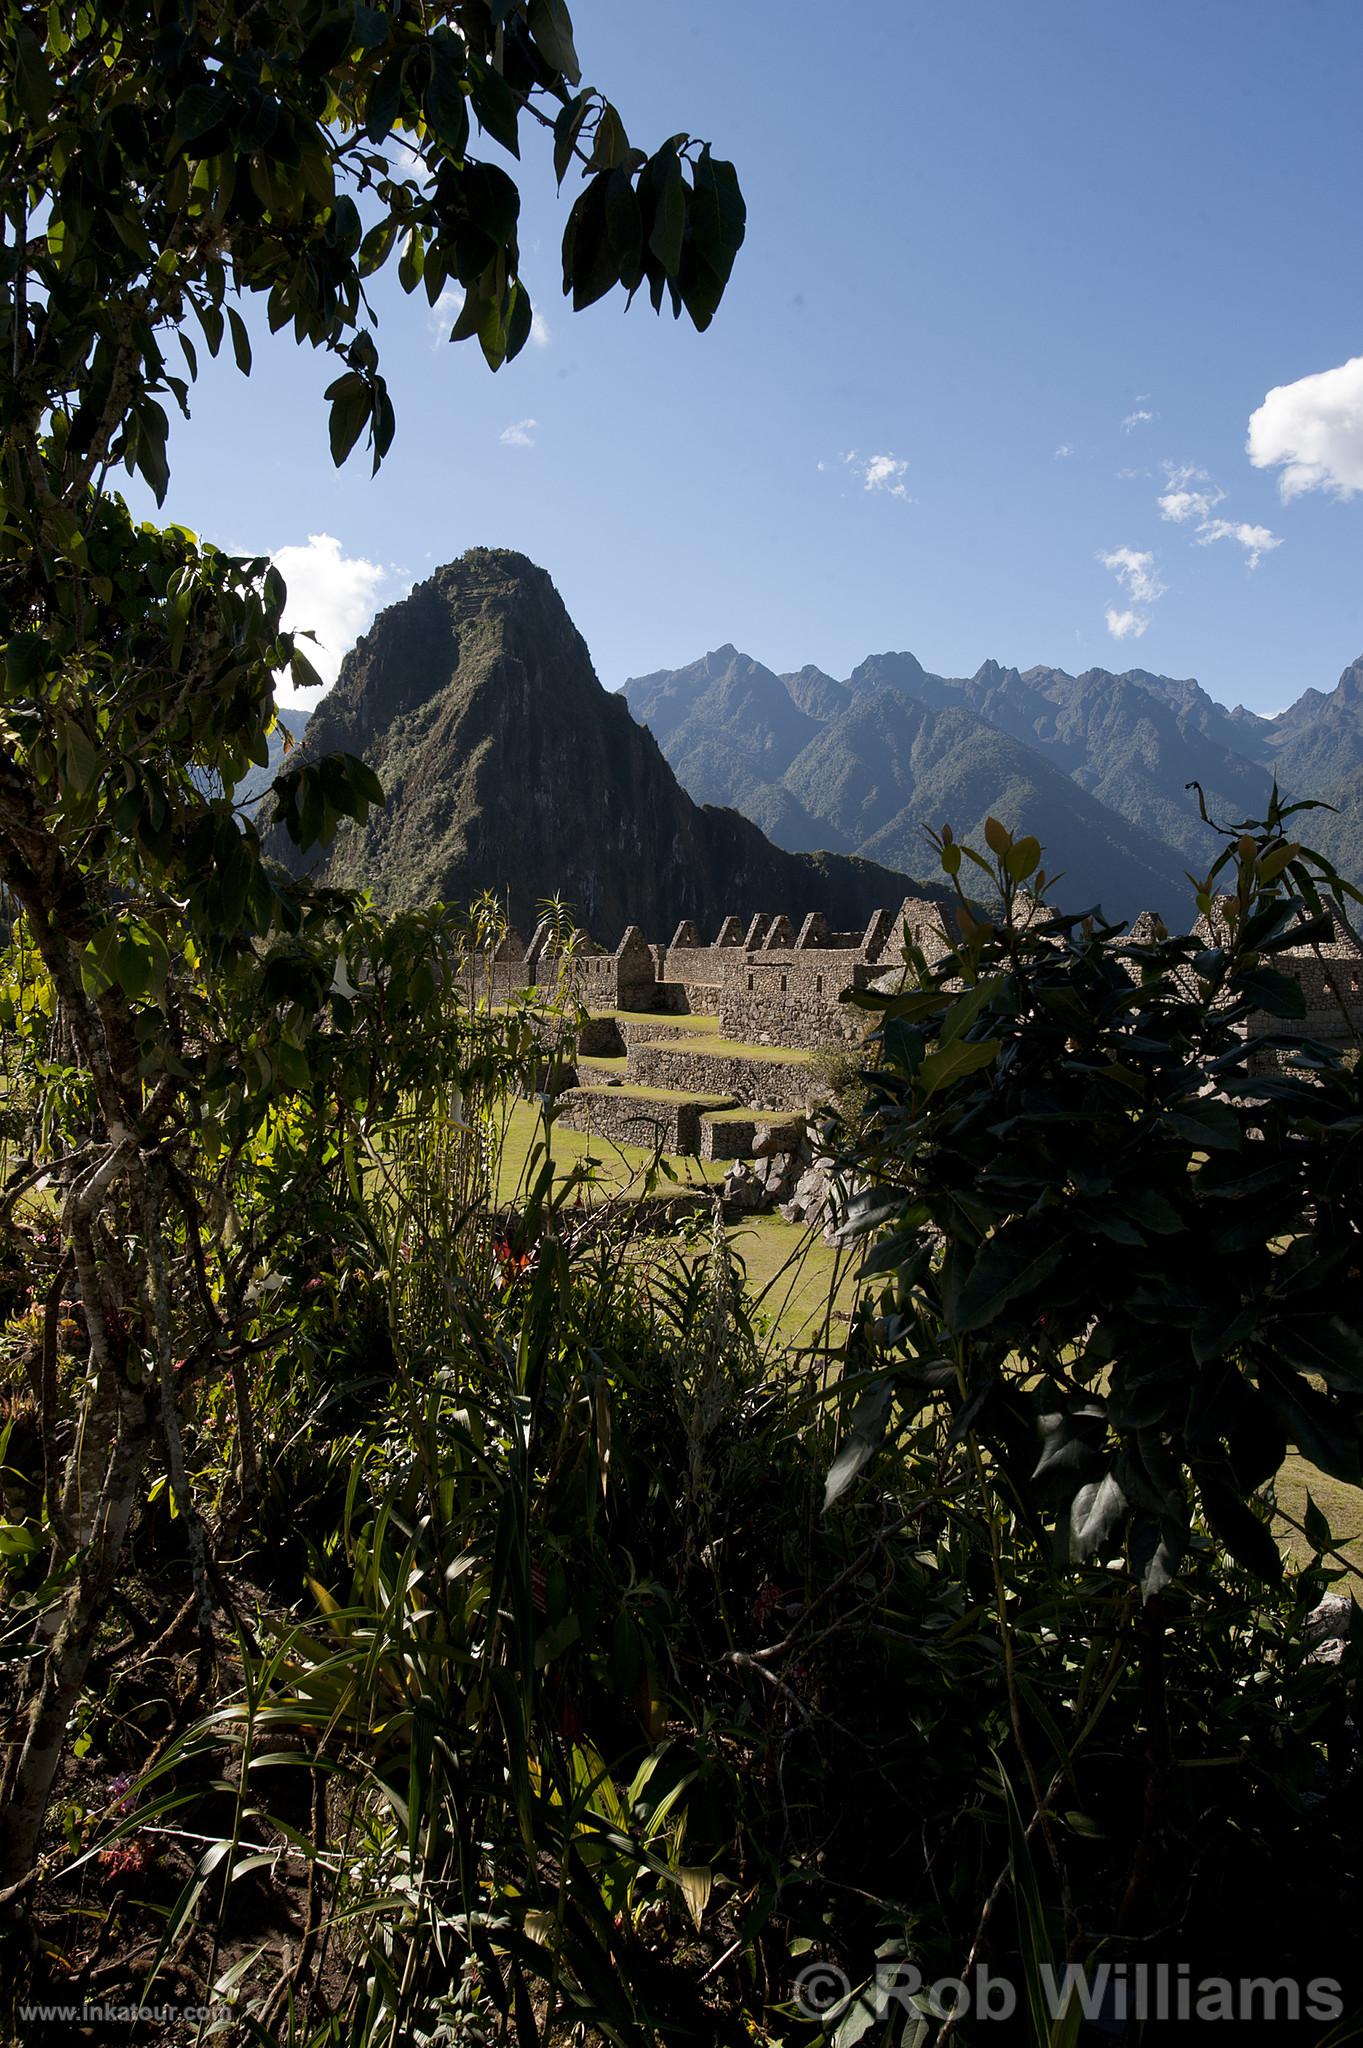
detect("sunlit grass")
[642,1034,815,1063]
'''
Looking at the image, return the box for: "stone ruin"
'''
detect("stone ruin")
[483,896,957,1050]
[483,896,1362,1232]
[487,897,1363,1054]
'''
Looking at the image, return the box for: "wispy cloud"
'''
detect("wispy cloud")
[1247,354,1363,500]
[1100,546,1165,605]
[500,418,538,448]
[1099,545,1164,640]
[1054,443,1073,459]
[529,308,552,349]
[818,449,912,499]
[861,453,910,497]
[428,287,465,349]
[1122,408,1156,433]
[272,534,389,702]
[1157,460,1281,566]
[1157,461,1226,525]
[1195,518,1283,569]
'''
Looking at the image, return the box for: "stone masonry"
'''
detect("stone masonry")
[497,895,1362,1080]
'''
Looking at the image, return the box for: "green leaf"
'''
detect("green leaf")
[1068,1469,1127,1558]
[15,19,54,122]
[324,373,370,466]
[1260,1370,1363,1486]
[1160,1102,1242,1151]
[952,1224,1063,1333]
[62,719,102,795]
[1196,1470,1282,1581]
[823,1379,894,1509]
[467,54,521,157]
[1303,1491,1334,1555]
[174,83,228,145]
[426,27,470,156]
[588,102,630,171]
[226,306,252,375]
[646,150,686,274]
[81,923,123,998]
[528,0,581,82]
[1272,1316,1363,1393]
[675,1865,712,1930]
[552,92,589,187]
[1005,834,1041,883]
[5,631,49,694]
[917,1035,1000,1096]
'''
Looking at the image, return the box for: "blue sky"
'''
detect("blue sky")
[149,0,1363,715]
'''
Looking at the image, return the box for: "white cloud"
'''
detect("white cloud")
[529,308,552,348]
[1157,461,1226,525]
[1122,408,1155,433]
[859,452,910,498]
[1247,354,1363,500]
[1156,460,1281,567]
[1099,546,1165,606]
[1098,545,1164,641]
[428,287,465,349]
[500,418,538,448]
[1195,518,1283,569]
[272,534,389,703]
[819,449,912,499]
[1054,443,1073,458]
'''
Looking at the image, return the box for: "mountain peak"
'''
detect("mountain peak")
[847,651,928,695]
[285,554,926,935]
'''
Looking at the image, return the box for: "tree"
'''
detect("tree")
[839,804,1363,1598]
[0,0,744,1890]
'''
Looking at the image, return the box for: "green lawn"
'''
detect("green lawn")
[490,1100,862,1345]
[590,1009,721,1031]
[492,1098,726,1203]
[1274,1457,1363,1573]
[728,1211,866,1349]
[642,1035,815,1064]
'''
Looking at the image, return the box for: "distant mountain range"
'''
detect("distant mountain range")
[623,647,1363,920]
[272,551,946,941]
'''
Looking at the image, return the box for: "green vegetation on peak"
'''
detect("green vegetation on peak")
[279,552,942,940]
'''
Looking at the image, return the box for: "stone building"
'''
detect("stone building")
[482,896,955,1049]
[481,894,1363,1060]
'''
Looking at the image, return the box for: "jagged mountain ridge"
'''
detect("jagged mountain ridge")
[625,645,1363,912]
[275,550,944,942]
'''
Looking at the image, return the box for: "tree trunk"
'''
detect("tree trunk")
[1,1382,152,1887]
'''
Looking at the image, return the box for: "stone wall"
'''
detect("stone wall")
[718,953,882,1050]
[554,1086,733,1155]
[628,1039,819,1110]
[699,1111,806,1162]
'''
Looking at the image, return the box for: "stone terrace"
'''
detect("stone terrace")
[506,895,1363,1161]
[491,897,954,1051]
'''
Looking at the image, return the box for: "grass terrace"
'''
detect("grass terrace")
[642,1034,816,1063]
[493,1097,727,1198]
[589,1007,722,1030]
